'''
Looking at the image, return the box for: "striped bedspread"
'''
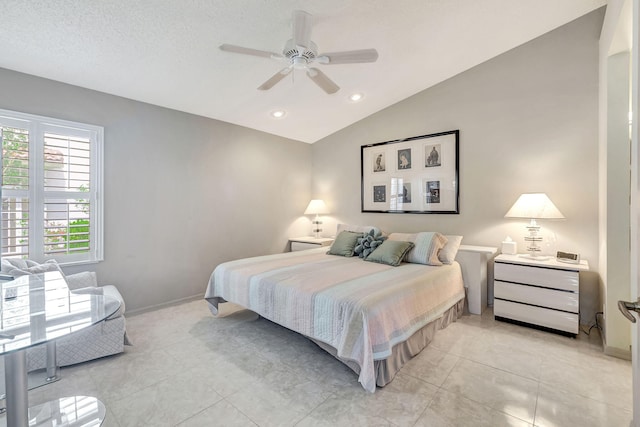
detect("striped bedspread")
[205,247,465,392]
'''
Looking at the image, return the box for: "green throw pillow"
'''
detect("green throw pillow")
[327,231,363,257]
[364,240,415,266]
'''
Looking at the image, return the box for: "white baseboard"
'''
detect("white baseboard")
[604,345,632,360]
[127,293,203,317]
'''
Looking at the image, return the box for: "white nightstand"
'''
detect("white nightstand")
[289,236,334,252]
[493,254,589,335]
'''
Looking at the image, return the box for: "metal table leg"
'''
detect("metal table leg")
[5,350,28,427]
[45,342,58,383]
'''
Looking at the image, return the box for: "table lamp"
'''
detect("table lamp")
[504,193,564,260]
[304,199,329,238]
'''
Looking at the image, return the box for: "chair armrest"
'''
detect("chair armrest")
[102,285,126,317]
[71,286,103,296]
[72,284,125,318]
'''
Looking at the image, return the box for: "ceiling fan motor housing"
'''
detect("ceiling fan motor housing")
[284,39,317,68]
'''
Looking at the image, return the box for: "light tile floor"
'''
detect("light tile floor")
[13,300,634,426]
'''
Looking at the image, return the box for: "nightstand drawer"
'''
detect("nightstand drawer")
[494,281,578,313]
[494,299,579,334]
[289,237,334,252]
[291,241,323,251]
[495,262,578,291]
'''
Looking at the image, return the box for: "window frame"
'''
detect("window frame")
[0,108,104,266]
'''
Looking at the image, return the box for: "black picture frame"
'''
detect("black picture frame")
[361,130,459,214]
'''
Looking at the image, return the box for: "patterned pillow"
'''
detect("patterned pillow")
[387,232,448,265]
[354,229,387,258]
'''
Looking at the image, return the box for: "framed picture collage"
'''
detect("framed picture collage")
[361,130,459,214]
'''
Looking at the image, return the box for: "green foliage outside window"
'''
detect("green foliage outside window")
[46,219,90,253]
[2,127,29,189]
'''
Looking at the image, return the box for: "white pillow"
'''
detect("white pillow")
[388,232,447,266]
[439,235,463,264]
[1,258,29,272]
[336,223,382,236]
[1,259,63,277]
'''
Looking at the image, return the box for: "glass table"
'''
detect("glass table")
[0,271,120,427]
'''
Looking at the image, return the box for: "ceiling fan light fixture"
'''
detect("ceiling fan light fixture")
[292,57,308,69]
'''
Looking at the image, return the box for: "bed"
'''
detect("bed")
[205,233,468,393]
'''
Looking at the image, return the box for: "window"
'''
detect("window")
[0,109,103,265]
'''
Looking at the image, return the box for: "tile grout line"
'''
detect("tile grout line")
[409,383,441,427]
[438,350,538,425]
[532,378,541,427]
[291,391,339,426]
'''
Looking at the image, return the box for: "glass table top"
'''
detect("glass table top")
[0,271,120,355]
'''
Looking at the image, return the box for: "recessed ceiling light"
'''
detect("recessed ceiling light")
[349,93,364,102]
[271,110,286,119]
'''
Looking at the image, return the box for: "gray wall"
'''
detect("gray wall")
[0,8,605,319]
[312,10,604,322]
[0,68,312,312]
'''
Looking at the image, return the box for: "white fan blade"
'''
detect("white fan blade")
[306,68,339,94]
[258,67,292,90]
[292,10,313,48]
[316,49,379,64]
[220,44,281,59]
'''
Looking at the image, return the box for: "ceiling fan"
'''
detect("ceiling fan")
[219,10,379,94]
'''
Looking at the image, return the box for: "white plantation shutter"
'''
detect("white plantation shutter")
[43,131,93,258]
[44,199,91,256]
[0,110,103,264]
[2,197,29,258]
[1,120,31,259]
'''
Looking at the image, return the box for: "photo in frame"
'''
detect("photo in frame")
[372,151,386,173]
[361,130,459,213]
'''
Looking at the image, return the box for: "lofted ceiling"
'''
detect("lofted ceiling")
[0,0,605,143]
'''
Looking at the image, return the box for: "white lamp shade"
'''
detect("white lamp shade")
[504,193,565,219]
[304,199,329,215]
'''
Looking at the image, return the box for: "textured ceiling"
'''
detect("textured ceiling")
[0,0,605,143]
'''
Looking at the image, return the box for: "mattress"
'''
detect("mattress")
[205,247,465,392]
